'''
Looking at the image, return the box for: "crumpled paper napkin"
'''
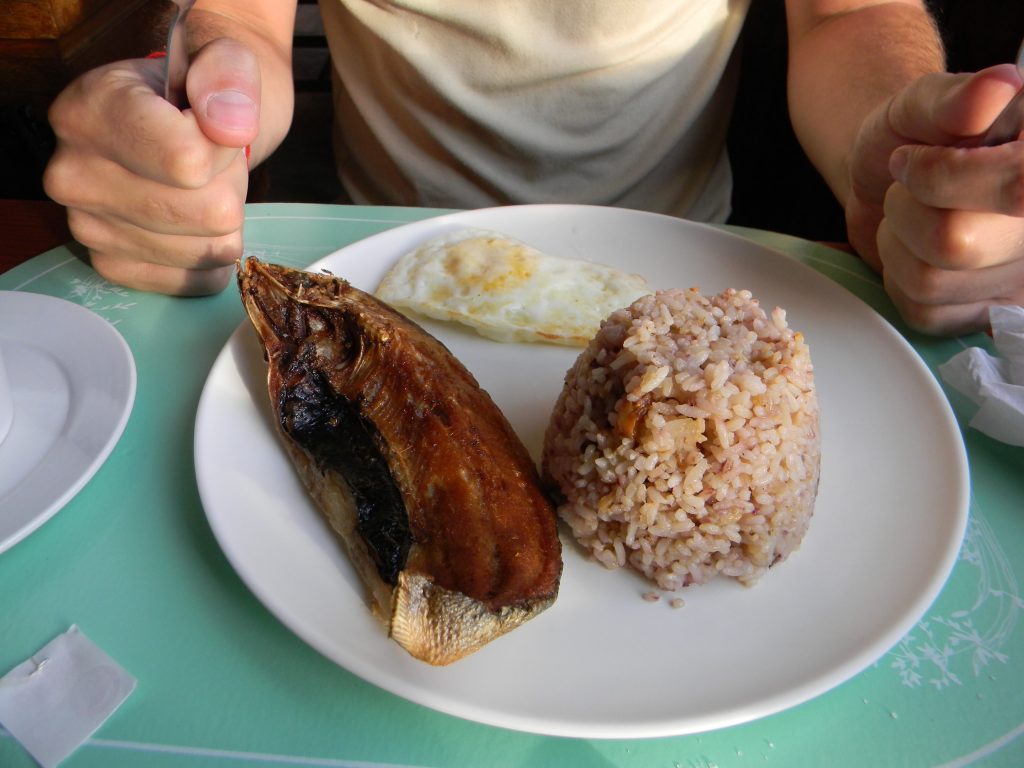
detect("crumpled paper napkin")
[0,625,136,768]
[938,305,1024,447]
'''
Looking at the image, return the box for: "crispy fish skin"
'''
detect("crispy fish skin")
[237,257,561,665]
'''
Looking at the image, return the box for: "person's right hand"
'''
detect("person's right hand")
[43,38,261,295]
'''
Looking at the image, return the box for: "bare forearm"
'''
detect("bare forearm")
[189,1,297,164]
[785,1,944,205]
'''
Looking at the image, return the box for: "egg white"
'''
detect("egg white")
[375,228,653,346]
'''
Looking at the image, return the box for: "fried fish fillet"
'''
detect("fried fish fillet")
[237,257,562,665]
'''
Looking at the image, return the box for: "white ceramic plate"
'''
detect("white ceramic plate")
[0,292,136,554]
[195,205,969,738]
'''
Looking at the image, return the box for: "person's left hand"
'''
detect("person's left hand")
[845,64,1024,336]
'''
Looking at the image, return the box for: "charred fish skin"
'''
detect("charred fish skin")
[237,258,562,664]
[280,367,410,585]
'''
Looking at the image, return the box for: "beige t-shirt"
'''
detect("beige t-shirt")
[319,0,750,222]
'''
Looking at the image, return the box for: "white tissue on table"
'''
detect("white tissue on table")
[938,305,1024,447]
[0,625,136,768]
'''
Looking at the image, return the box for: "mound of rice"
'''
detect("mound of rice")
[542,287,820,590]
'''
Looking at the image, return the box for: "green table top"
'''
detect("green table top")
[1,203,1022,768]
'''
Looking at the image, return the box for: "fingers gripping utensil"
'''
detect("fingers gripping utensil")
[164,0,196,107]
[976,38,1024,146]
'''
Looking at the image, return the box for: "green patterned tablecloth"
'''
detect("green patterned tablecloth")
[1,203,1022,768]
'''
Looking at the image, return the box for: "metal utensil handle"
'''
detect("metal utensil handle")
[164,0,197,107]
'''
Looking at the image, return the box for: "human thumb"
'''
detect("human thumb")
[932,64,1022,140]
[187,38,261,149]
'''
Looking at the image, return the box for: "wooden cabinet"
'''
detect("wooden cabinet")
[1,0,170,109]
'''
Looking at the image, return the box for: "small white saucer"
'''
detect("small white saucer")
[0,291,136,554]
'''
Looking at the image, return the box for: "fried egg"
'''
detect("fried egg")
[375,228,653,346]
